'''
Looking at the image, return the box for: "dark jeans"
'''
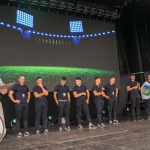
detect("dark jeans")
[94,99,104,124]
[146,99,150,116]
[76,100,91,125]
[35,101,48,131]
[108,100,118,121]
[58,101,70,127]
[15,103,29,133]
[130,95,140,119]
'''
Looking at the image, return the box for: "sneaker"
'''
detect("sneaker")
[65,126,71,131]
[58,127,63,132]
[109,120,113,124]
[44,129,49,135]
[36,130,40,135]
[97,123,106,128]
[78,124,84,130]
[24,132,30,137]
[147,116,150,120]
[137,117,143,121]
[89,124,97,129]
[17,132,23,138]
[113,119,119,124]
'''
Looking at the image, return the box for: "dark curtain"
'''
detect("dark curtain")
[116,0,150,114]
[116,0,150,75]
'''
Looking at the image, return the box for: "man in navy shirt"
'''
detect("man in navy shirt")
[9,76,31,137]
[33,77,49,135]
[103,77,119,124]
[54,77,70,132]
[92,77,107,128]
[73,77,96,130]
[126,74,142,121]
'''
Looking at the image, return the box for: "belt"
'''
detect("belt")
[58,100,68,102]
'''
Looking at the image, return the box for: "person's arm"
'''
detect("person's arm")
[137,83,141,90]
[127,84,138,91]
[40,85,48,96]
[33,92,45,98]
[67,92,70,103]
[116,87,119,97]
[27,92,31,103]
[53,91,58,105]
[8,90,20,104]
[73,92,86,98]
[86,89,90,104]
[93,90,104,96]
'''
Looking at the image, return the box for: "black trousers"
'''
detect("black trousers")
[108,100,118,121]
[145,99,150,116]
[76,100,91,125]
[35,101,48,130]
[58,101,70,127]
[94,99,104,125]
[130,95,140,119]
[15,103,29,133]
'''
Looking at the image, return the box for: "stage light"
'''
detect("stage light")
[45,33,48,36]
[102,32,106,35]
[53,34,56,37]
[112,30,115,33]
[107,31,110,34]
[49,34,52,37]
[37,32,40,35]
[86,35,89,37]
[32,31,36,34]
[12,118,16,124]
[57,35,59,37]
[6,24,10,27]
[94,34,97,36]
[90,34,93,37]
[48,115,53,121]
[82,35,85,38]
[98,33,101,36]
[68,35,70,38]
[69,21,83,33]
[12,26,16,29]
[16,10,33,28]
[102,110,106,114]
[0,22,4,25]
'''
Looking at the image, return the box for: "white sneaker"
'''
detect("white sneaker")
[44,129,49,134]
[58,127,63,132]
[89,124,97,129]
[78,124,84,130]
[36,130,40,135]
[113,120,119,124]
[24,131,30,137]
[109,121,113,125]
[65,126,71,131]
[17,132,23,138]
[97,123,106,128]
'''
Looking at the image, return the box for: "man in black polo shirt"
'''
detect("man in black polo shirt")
[73,77,96,130]
[54,77,70,132]
[9,76,31,137]
[126,74,142,121]
[92,77,107,128]
[33,77,49,135]
[103,77,119,124]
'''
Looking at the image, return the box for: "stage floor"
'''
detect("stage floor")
[1,118,150,150]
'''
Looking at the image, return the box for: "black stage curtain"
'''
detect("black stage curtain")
[116,0,150,75]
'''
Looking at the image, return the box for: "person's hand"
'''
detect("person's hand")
[56,101,59,105]
[27,99,30,103]
[86,99,89,104]
[39,83,43,88]
[15,100,20,104]
[134,85,138,89]
[105,95,110,100]
[82,92,86,96]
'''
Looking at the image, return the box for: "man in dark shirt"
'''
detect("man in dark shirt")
[73,77,96,130]
[9,76,31,137]
[92,77,107,128]
[126,74,142,121]
[54,77,70,132]
[33,77,49,135]
[103,77,119,124]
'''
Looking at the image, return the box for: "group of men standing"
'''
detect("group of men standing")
[8,74,150,138]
